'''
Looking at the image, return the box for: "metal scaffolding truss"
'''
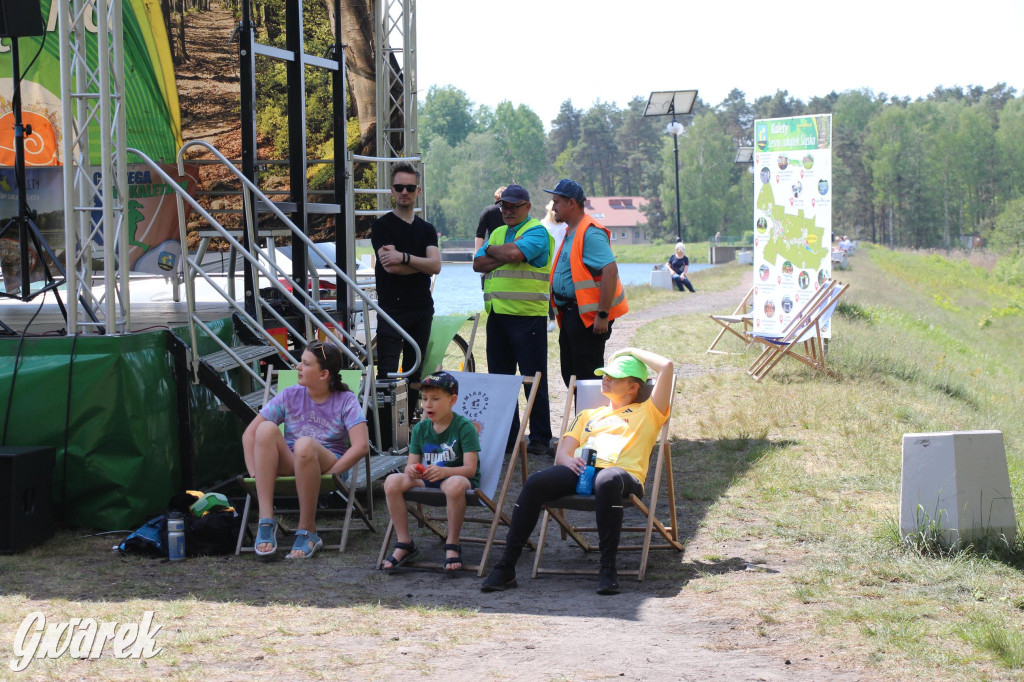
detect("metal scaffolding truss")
[374,0,418,209]
[58,0,130,335]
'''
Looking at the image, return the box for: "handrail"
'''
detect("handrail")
[122,147,418,410]
[175,140,422,381]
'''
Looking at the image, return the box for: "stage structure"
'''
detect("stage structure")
[0,0,428,528]
[57,0,131,335]
[374,0,418,210]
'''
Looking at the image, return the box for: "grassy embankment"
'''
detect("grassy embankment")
[667,244,1024,677]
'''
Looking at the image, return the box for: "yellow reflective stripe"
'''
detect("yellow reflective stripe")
[574,279,599,291]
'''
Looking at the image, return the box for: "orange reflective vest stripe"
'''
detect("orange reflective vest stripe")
[549,214,628,328]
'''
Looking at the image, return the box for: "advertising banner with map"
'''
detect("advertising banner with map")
[751,114,832,337]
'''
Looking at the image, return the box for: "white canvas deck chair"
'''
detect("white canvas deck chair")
[375,371,539,575]
[235,367,380,555]
[706,286,755,354]
[531,375,682,582]
[747,280,849,382]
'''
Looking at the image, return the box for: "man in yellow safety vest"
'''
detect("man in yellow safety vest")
[473,184,555,457]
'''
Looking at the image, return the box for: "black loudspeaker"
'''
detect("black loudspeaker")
[0,0,45,39]
[0,446,55,553]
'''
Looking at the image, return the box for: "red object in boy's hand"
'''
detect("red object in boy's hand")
[414,464,426,474]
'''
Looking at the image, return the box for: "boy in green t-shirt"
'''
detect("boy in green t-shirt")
[381,371,481,574]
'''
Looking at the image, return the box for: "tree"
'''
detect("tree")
[753,90,805,121]
[490,102,546,186]
[419,85,476,149]
[547,100,582,163]
[715,88,753,146]
[988,196,1024,253]
[662,113,734,243]
[564,101,620,197]
[832,90,883,241]
[336,0,376,140]
[614,97,664,196]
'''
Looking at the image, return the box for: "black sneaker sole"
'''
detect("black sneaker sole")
[596,584,620,595]
[481,577,517,592]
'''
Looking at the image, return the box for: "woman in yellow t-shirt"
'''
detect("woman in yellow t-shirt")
[481,347,673,596]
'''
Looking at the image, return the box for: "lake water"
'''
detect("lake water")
[432,262,711,315]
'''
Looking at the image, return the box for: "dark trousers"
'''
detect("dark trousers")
[672,273,695,292]
[376,306,432,413]
[557,302,612,387]
[500,465,643,568]
[486,313,552,446]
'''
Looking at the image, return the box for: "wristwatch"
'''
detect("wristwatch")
[597,310,609,319]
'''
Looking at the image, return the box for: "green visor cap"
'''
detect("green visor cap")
[594,355,649,380]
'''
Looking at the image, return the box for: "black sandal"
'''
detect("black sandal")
[443,543,462,576]
[382,540,418,573]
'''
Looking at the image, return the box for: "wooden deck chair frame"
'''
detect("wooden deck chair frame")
[530,375,682,582]
[234,365,382,555]
[375,371,540,575]
[706,286,755,354]
[747,281,849,382]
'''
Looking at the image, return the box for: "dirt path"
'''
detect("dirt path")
[176,4,242,155]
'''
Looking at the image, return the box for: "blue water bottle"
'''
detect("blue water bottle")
[576,447,597,495]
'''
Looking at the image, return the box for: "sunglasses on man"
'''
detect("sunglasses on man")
[392,184,418,193]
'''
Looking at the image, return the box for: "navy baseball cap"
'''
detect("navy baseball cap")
[543,178,586,203]
[500,184,530,203]
[420,371,459,395]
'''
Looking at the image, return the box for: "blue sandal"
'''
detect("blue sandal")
[254,517,278,557]
[285,529,323,559]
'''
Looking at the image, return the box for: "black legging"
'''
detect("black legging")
[500,464,643,568]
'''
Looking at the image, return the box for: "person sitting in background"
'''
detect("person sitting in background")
[666,242,695,292]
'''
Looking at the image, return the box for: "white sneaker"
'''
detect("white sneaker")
[547,320,556,332]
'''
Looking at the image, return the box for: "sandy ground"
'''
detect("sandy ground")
[347,271,872,681]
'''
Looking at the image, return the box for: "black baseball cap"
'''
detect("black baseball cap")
[420,371,458,395]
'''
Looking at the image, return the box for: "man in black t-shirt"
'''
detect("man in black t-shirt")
[474,186,506,250]
[370,161,442,427]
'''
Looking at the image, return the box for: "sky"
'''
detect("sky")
[417,0,1024,129]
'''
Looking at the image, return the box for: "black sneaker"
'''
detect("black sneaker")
[481,561,518,592]
[596,565,620,595]
[526,440,553,457]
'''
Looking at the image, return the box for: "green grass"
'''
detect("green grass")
[680,243,1024,677]
[612,241,710,264]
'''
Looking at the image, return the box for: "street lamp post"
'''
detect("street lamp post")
[667,120,684,243]
[643,90,698,244]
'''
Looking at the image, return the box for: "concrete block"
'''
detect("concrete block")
[649,268,672,290]
[900,430,1016,546]
[736,250,754,265]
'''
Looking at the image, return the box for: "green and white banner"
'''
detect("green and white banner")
[0,0,186,276]
[751,114,832,337]
[0,0,182,166]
